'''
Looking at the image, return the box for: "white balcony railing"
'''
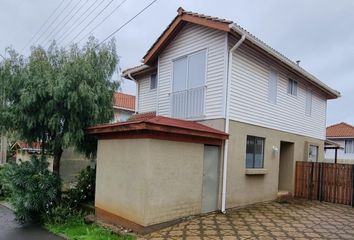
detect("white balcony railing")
[171,86,205,119]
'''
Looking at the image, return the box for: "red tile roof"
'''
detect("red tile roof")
[128,112,156,121]
[87,114,228,144]
[12,141,42,151]
[326,122,354,138]
[113,92,135,111]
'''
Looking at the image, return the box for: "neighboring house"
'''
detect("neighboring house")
[0,135,7,164]
[11,141,94,184]
[112,92,136,122]
[87,8,340,233]
[325,122,354,164]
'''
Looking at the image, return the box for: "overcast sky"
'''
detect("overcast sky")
[0,0,353,126]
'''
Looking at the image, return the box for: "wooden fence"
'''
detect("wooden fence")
[295,161,354,206]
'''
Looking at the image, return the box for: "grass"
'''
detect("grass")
[46,215,135,240]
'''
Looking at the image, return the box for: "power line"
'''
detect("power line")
[66,0,116,46]
[21,0,66,52]
[99,0,159,46]
[41,0,87,47]
[77,0,129,44]
[56,0,108,45]
[32,0,74,47]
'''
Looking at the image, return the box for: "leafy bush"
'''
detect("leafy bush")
[2,155,61,223]
[65,166,96,208]
[0,165,9,198]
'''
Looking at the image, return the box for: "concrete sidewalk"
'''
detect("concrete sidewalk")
[0,204,63,240]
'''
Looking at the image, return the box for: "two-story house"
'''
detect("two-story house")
[87,8,340,233]
[325,122,354,164]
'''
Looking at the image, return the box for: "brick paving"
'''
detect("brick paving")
[139,200,354,239]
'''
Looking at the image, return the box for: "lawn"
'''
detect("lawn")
[46,215,135,240]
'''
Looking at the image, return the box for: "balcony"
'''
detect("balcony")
[170,86,205,119]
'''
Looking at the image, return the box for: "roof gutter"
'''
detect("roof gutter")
[127,73,138,114]
[221,34,246,214]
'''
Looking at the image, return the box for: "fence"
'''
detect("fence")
[295,161,354,206]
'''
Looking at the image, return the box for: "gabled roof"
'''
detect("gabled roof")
[123,7,340,99]
[87,114,228,145]
[327,122,354,138]
[113,92,135,111]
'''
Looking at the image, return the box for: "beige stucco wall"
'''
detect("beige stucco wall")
[95,138,204,227]
[225,120,324,208]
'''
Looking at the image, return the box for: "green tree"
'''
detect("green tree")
[0,38,119,174]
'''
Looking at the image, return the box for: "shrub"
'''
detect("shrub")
[65,166,96,208]
[2,155,61,223]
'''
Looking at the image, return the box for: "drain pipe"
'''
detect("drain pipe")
[128,73,138,113]
[221,34,246,213]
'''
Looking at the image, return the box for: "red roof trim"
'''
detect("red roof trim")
[87,115,228,144]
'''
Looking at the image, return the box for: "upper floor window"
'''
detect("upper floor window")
[287,79,298,96]
[150,73,157,90]
[305,89,312,116]
[345,140,354,154]
[171,50,206,119]
[268,69,278,104]
[246,136,265,168]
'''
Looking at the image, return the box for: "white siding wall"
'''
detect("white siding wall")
[325,139,354,162]
[157,23,227,119]
[229,35,327,140]
[137,75,157,113]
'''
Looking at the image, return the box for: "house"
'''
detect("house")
[11,141,94,183]
[87,8,340,233]
[325,122,354,164]
[112,92,136,122]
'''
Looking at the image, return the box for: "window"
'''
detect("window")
[171,50,206,119]
[308,145,318,162]
[172,50,206,92]
[150,73,157,90]
[246,136,265,168]
[268,69,278,104]
[345,140,354,154]
[287,79,298,96]
[305,89,312,116]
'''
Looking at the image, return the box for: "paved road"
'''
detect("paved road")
[0,205,63,240]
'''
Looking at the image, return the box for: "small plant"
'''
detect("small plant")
[65,166,96,208]
[2,155,61,223]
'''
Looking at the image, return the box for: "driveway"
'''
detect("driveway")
[140,200,354,239]
[0,204,63,240]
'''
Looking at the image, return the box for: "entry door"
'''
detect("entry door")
[202,145,220,213]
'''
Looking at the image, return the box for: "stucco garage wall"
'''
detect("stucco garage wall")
[95,138,204,227]
[226,120,324,208]
[144,139,204,225]
[95,139,148,225]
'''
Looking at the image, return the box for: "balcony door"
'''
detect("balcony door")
[171,50,206,119]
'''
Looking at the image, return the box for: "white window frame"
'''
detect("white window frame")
[172,49,207,92]
[287,78,298,96]
[345,140,354,154]
[150,73,157,90]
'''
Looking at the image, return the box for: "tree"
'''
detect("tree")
[0,37,119,174]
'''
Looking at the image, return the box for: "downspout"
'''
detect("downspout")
[221,34,246,213]
[127,73,138,114]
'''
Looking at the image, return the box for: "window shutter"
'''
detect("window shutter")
[268,70,277,104]
[305,89,312,116]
